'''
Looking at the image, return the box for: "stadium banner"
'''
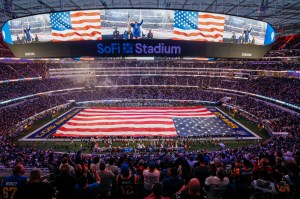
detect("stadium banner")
[2,9,275,58]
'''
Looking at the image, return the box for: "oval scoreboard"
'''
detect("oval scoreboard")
[1,9,276,58]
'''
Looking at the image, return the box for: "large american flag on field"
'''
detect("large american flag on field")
[53,106,220,137]
[173,10,225,42]
[50,10,102,42]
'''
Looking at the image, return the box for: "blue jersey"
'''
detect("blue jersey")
[1,175,27,199]
[130,20,143,38]
[244,28,252,43]
[23,26,31,42]
[116,174,138,199]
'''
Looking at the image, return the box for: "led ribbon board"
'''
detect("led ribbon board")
[2,9,276,58]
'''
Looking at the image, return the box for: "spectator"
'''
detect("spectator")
[75,165,101,199]
[54,164,77,199]
[143,162,161,195]
[204,167,229,199]
[0,164,27,199]
[90,156,100,172]
[107,158,119,176]
[116,163,139,199]
[22,168,54,199]
[147,30,153,39]
[162,167,183,197]
[98,161,115,199]
[250,170,278,199]
[193,155,211,188]
[283,163,300,199]
[173,178,207,199]
[145,182,169,199]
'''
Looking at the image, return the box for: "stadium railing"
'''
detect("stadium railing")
[0,168,50,178]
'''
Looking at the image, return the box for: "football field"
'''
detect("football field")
[20,106,261,141]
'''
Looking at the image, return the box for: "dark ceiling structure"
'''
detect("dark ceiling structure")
[0,0,299,34]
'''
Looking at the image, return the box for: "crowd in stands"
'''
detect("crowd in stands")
[0,95,68,136]
[0,79,79,101]
[0,36,299,198]
[0,127,299,199]
[48,61,300,71]
[0,62,48,80]
[1,74,299,106]
[271,34,300,50]
[264,49,300,57]
[0,35,14,57]
[225,96,300,132]
[207,77,300,106]
[0,63,299,135]
[0,61,299,80]
[0,87,299,141]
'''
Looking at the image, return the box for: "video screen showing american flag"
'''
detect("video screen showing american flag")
[5,8,269,45]
[173,11,225,42]
[7,10,102,44]
[50,10,102,42]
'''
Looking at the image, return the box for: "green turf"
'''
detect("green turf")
[16,140,261,153]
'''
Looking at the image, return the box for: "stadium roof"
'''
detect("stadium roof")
[0,0,299,34]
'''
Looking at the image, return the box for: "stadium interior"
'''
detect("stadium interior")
[0,1,299,199]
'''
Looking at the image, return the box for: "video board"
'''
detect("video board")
[1,9,276,58]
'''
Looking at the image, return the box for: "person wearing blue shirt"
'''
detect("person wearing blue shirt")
[244,27,252,44]
[162,167,183,197]
[123,31,129,40]
[130,19,143,39]
[23,24,31,43]
[1,164,27,199]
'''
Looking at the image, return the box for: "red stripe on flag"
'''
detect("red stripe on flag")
[58,126,177,133]
[66,121,175,126]
[53,133,178,137]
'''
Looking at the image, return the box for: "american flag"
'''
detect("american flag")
[53,106,217,137]
[173,10,225,42]
[50,10,102,42]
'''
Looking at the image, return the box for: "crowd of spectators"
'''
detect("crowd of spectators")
[264,49,300,57]
[0,95,68,136]
[0,35,14,57]
[1,60,299,80]
[0,35,300,199]
[0,78,81,101]
[0,62,48,80]
[1,75,299,107]
[206,77,300,106]
[225,96,300,132]
[47,60,300,71]
[0,127,299,199]
[0,87,298,140]
[271,34,300,50]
